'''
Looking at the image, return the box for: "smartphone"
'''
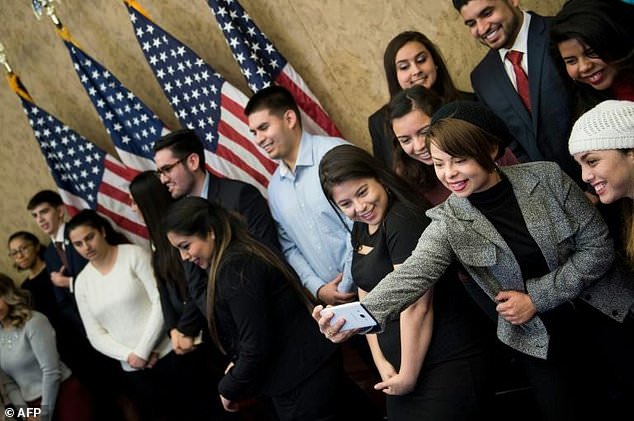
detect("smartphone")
[320,301,378,333]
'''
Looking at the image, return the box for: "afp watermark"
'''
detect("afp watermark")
[5,406,42,419]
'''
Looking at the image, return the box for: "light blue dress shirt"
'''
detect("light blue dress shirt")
[268,131,355,296]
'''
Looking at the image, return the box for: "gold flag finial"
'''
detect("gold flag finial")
[32,0,62,26]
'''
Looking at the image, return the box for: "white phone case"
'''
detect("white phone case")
[320,302,378,332]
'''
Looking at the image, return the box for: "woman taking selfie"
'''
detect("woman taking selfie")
[316,101,634,421]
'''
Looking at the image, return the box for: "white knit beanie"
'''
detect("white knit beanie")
[568,100,634,155]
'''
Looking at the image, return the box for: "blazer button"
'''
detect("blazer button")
[612,310,619,317]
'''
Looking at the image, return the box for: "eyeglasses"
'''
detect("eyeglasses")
[8,244,33,258]
[155,156,188,177]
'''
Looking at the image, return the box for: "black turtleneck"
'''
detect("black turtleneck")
[468,175,550,284]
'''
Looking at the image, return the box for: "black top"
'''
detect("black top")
[156,272,207,338]
[21,268,63,332]
[352,200,429,291]
[468,175,550,282]
[352,199,491,367]
[214,251,336,399]
[468,175,579,333]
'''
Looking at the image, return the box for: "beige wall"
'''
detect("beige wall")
[0,0,563,277]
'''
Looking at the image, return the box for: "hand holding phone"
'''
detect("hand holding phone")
[319,301,378,333]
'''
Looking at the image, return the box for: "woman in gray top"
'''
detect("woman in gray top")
[0,274,91,421]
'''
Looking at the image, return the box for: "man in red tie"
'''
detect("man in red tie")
[452,0,580,184]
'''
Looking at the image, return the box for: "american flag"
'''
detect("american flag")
[124,1,276,195]
[57,27,167,172]
[6,73,149,246]
[207,0,342,137]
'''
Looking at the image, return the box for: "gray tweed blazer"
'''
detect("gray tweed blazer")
[362,162,634,359]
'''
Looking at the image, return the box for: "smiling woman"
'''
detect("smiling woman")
[369,31,472,167]
[551,0,634,113]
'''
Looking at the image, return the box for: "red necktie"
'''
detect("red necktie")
[506,50,531,112]
[55,241,70,272]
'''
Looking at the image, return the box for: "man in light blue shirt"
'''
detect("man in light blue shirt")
[245,86,357,305]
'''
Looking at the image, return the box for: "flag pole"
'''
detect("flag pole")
[0,42,33,101]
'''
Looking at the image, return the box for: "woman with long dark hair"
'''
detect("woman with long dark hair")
[129,171,202,354]
[164,197,343,420]
[369,31,472,166]
[129,170,226,419]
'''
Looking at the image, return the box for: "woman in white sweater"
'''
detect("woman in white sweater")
[67,210,175,420]
[0,273,91,421]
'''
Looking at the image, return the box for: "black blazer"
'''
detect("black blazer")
[179,173,282,336]
[215,252,336,399]
[206,173,280,252]
[470,13,579,182]
[368,104,393,167]
[368,91,477,168]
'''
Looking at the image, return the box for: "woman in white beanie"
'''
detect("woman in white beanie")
[568,99,634,415]
[569,100,634,261]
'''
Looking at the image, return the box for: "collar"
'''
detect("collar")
[279,131,312,178]
[52,223,66,244]
[192,171,210,199]
[498,11,530,62]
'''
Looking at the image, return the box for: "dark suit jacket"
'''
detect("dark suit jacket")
[369,91,477,168]
[206,173,280,252]
[43,237,88,334]
[470,12,579,182]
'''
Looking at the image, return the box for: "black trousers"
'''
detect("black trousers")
[124,349,221,421]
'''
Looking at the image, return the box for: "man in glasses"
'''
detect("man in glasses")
[153,128,279,251]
